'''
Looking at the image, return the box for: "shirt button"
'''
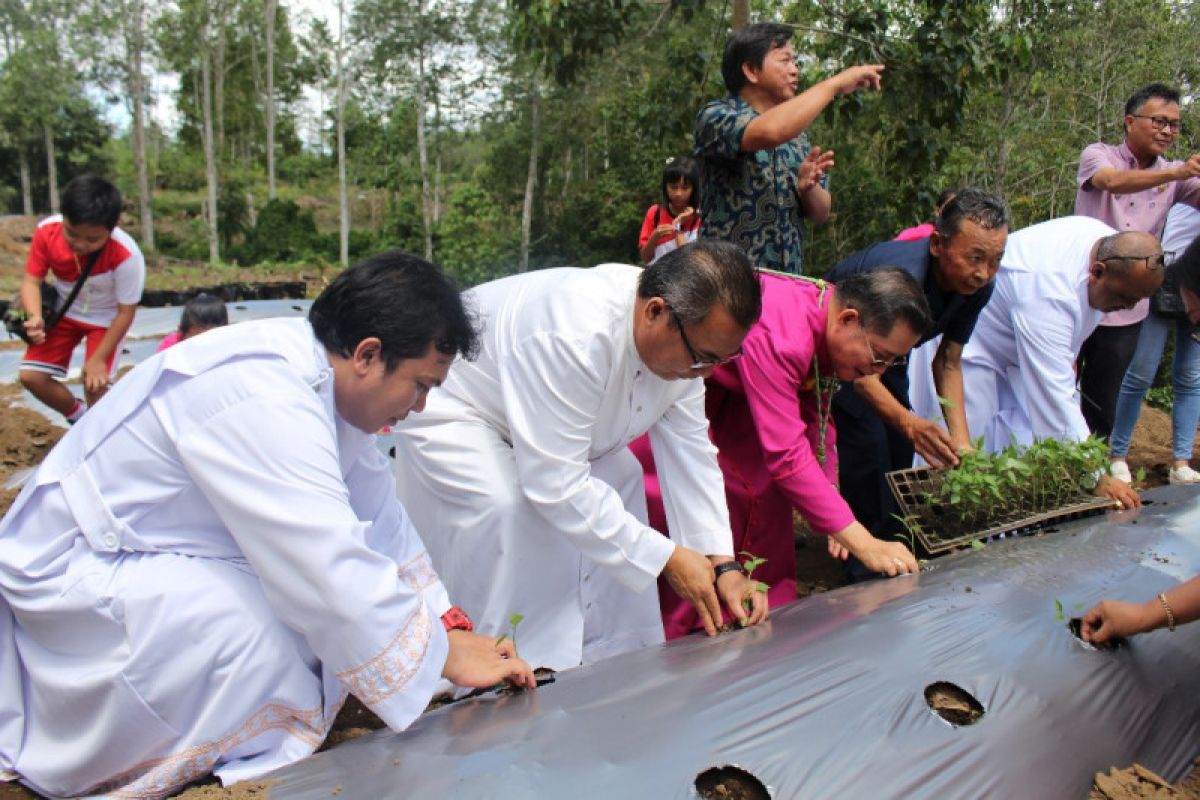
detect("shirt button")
[102,533,118,548]
[636,406,642,412]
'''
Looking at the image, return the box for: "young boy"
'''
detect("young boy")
[18,175,145,423]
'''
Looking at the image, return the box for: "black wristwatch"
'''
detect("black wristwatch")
[713,560,744,581]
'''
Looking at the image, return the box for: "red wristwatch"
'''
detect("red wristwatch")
[441,606,474,632]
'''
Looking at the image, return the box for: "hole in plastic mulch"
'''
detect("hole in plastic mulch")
[695,765,771,800]
[924,681,984,726]
[1068,617,1126,651]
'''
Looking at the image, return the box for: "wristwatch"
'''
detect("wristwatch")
[713,560,744,580]
[441,606,474,633]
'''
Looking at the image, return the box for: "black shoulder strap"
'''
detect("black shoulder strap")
[45,247,104,331]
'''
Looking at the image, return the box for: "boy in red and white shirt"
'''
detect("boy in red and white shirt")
[18,175,145,423]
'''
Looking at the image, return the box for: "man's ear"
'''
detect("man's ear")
[644,297,669,322]
[929,230,943,260]
[835,306,860,328]
[741,61,760,86]
[1089,261,1106,282]
[351,337,383,375]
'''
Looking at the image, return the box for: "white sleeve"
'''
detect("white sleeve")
[345,442,453,618]
[647,379,734,557]
[177,391,449,732]
[1011,293,1092,443]
[113,248,146,305]
[499,333,675,592]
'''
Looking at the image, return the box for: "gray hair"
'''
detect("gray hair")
[637,239,762,330]
[934,187,1012,240]
[834,267,932,339]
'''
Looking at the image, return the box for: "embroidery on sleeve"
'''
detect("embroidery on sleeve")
[335,605,434,707]
[396,550,439,593]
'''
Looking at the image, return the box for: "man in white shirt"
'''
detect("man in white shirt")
[0,254,534,799]
[393,240,767,672]
[914,217,1159,508]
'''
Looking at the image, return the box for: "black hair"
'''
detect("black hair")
[934,188,958,212]
[721,23,794,95]
[638,239,761,330]
[661,156,702,211]
[1125,83,1181,116]
[309,250,478,371]
[934,187,1012,240]
[1176,234,1200,297]
[60,175,123,230]
[835,267,932,339]
[178,293,229,334]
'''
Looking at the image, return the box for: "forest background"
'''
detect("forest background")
[2,0,1199,292]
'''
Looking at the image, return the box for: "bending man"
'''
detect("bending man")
[0,253,534,799]
[393,240,767,671]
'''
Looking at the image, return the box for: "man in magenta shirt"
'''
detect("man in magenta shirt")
[1075,83,1200,438]
[639,268,928,638]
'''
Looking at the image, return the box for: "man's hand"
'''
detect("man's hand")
[83,358,111,396]
[827,536,850,560]
[797,147,835,194]
[903,414,959,468]
[662,545,721,636]
[1173,154,1200,181]
[1095,475,1141,509]
[833,527,918,577]
[829,64,885,96]
[712,559,769,629]
[22,316,45,346]
[441,629,537,690]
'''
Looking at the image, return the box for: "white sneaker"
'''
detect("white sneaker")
[1169,465,1200,484]
[1109,461,1132,483]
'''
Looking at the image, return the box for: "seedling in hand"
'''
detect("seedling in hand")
[494,613,524,647]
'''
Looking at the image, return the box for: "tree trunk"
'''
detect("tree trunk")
[44,123,59,213]
[18,148,32,215]
[732,0,750,32]
[214,2,227,160]
[519,72,540,273]
[129,0,155,249]
[415,3,433,261]
[201,50,221,264]
[265,0,277,199]
[336,0,350,267]
[433,89,442,225]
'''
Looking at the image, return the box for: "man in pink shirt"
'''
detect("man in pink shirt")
[642,268,928,638]
[1075,83,1200,439]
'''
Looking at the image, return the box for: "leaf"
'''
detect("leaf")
[508,613,525,627]
[969,539,985,550]
[1054,599,1064,621]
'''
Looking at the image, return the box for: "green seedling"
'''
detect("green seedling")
[1054,599,1064,622]
[901,435,1113,546]
[968,539,985,550]
[494,613,524,647]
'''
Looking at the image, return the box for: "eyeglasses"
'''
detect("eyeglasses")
[1102,252,1172,271]
[1130,114,1182,133]
[668,307,742,369]
[858,325,907,368]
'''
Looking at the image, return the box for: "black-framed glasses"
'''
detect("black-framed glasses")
[1130,114,1182,133]
[1102,252,1172,271]
[858,326,907,368]
[668,307,742,369]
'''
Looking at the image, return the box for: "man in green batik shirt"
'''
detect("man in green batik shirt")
[694,22,883,274]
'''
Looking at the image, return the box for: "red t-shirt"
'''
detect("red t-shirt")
[26,215,145,327]
[637,204,702,248]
